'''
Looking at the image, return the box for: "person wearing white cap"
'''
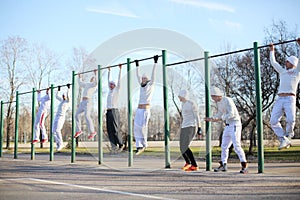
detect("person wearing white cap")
[106,64,124,153]
[52,84,71,152]
[74,69,97,139]
[133,55,158,155]
[178,89,202,171]
[269,38,300,150]
[32,88,51,144]
[205,86,248,174]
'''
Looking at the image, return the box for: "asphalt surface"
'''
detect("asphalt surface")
[1,153,300,200]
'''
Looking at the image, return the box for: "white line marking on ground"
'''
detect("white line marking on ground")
[2,178,177,200]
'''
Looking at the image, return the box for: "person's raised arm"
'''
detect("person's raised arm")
[150,55,159,84]
[56,86,63,101]
[116,64,122,89]
[107,67,111,88]
[269,43,284,73]
[135,60,141,84]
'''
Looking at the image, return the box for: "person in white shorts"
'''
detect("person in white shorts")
[74,70,97,139]
[32,88,51,144]
[205,86,248,174]
[52,84,71,152]
[269,38,300,150]
[134,56,158,155]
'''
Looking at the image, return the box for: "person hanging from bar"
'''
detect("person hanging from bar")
[32,87,51,144]
[52,84,71,152]
[74,69,98,139]
[178,89,201,171]
[106,64,125,153]
[134,55,158,155]
[205,86,248,174]
[269,38,300,150]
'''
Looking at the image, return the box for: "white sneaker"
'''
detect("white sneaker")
[57,146,63,152]
[278,137,291,150]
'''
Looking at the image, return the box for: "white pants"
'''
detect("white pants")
[52,116,65,149]
[134,108,150,148]
[33,110,48,140]
[75,100,95,133]
[221,121,247,164]
[270,96,296,139]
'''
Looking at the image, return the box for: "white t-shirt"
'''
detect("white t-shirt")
[37,92,50,113]
[107,69,121,109]
[78,77,97,98]
[213,96,240,124]
[136,64,157,105]
[269,49,300,95]
[181,100,200,128]
[55,89,71,118]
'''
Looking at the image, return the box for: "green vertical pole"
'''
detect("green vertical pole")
[0,101,4,157]
[127,58,133,167]
[162,50,170,168]
[204,51,212,171]
[71,71,76,163]
[98,65,103,165]
[253,42,264,173]
[14,91,19,159]
[50,84,54,161]
[31,88,36,160]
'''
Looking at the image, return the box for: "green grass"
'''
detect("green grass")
[3,145,300,163]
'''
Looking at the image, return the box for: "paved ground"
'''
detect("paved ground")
[0,152,300,200]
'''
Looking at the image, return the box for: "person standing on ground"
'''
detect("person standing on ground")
[106,64,125,153]
[269,38,300,150]
[133,55,158,155]
[74,69,97,139]
[52,84,71,152]
[205,86,248,174]
[32,88,51,144]
[178,89,201,171]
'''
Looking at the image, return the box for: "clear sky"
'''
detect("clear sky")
[1,0,299,58]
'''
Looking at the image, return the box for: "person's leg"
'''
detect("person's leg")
[140,109,150,148]
[270,98,285,139]
[33,112,41,141]
[134,109,144,148]
[231,123,247,163]
[106,111,117,148]
[221,126,233,165]
[113,109,123,147]
[283,96,296,139]
[75,101,85,133]
[85,100,95,133]
[39,111,48,141]
[185,148,197,167]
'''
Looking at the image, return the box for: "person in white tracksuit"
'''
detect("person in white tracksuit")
[205,86,248,174]
[134,55,158,155]
[32,88,51,144]
[269,38,300,150]
[74,70,97,139]
[52,84,71,151]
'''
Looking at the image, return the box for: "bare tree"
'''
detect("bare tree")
[0,36,28,148]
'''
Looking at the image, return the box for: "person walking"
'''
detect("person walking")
[106,64,125,153]
[269,38,300,150]
[74,69,97,139]
[178,90,201,171]
[133,55,158,155]
[52,84,71,152]
[32,88,51,144]
[205,86,248,174]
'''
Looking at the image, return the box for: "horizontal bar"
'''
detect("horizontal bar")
[78,55,162,75]
[2,101,16,104]
[166,39,297,66]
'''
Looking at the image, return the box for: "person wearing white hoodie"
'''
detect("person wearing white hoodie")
[32,88,51,144]
[74,70,97,139]
[205,86,248,174]
[269,38,300,150]
[52,84,71,152]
